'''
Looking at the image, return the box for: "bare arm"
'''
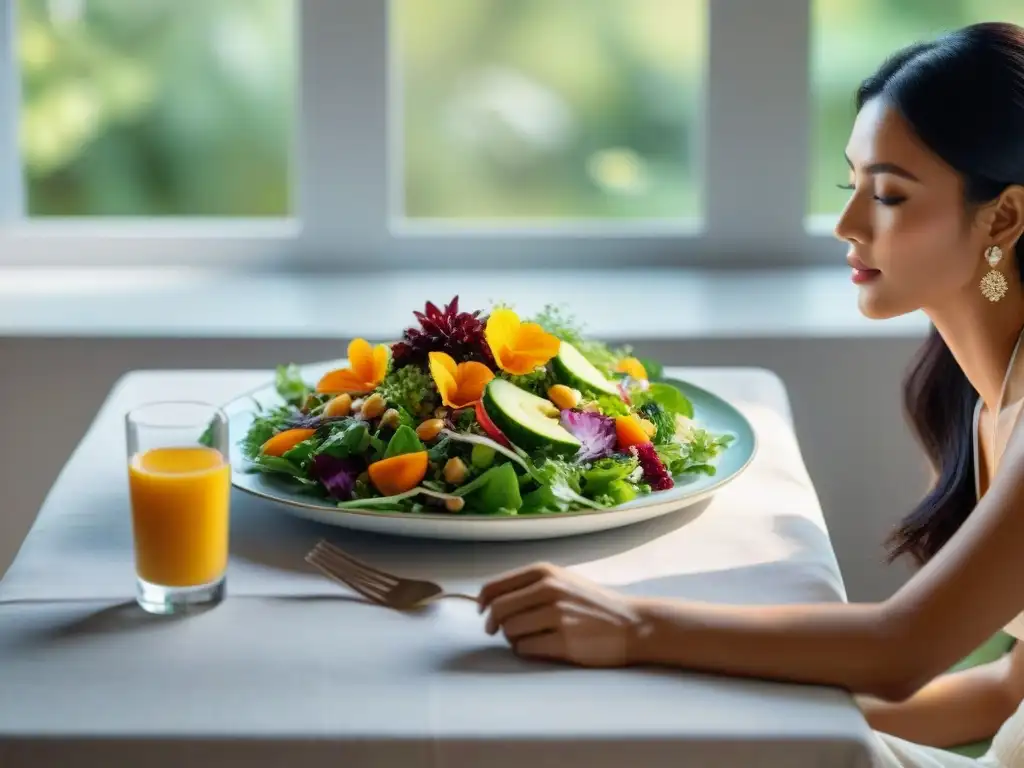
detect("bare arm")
[859,644,1024,747]
[479,423,1024,701]
[616,424,1024,700]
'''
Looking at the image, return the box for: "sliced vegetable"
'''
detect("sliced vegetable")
[615,416,651,450]
[474,399,511,448]
[261,428,317,457]
[368,451,429,496]
[553,341,619,396]
[482,378,580,456]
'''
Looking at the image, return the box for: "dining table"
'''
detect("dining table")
[0,366,876,767]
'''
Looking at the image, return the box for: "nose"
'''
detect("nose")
[833,193,870,246]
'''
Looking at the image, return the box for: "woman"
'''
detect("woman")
[478,22,1024,768]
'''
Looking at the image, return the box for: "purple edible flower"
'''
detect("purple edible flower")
[310,454,363,500]
[560,409,616,462]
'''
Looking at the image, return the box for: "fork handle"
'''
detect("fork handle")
[442,592,480,603]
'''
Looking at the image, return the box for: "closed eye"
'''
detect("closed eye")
[836,183,906,206]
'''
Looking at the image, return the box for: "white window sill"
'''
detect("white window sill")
[0,266,930,340]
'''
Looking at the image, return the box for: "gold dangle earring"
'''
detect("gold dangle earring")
[981,245,1008,302]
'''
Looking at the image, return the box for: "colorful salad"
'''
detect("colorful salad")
[238,297,733,515]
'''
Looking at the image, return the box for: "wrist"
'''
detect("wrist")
[625,596,663,666]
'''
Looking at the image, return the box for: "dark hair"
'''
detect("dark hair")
[856,23,1024,564]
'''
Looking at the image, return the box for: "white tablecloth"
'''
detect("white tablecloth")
[0,368,874,767]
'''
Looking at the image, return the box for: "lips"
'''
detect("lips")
[847,255,878,272]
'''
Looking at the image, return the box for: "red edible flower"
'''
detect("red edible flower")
[630,443,674,492]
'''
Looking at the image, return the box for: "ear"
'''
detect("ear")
[983,185,1024,251]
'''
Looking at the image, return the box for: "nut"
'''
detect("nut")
[416,418,445,442]
[444,496,465,513]
[443,457,469,485]
[547,384,581,411]
[379,408,401,430]
[322,394,352,418]
[360,393,386,420]
[638,418,657,438]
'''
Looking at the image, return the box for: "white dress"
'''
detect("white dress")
[872,389,1024,767]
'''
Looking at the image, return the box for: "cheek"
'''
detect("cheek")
[876,203,970,284]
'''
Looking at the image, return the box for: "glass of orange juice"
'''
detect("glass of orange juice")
[126,401,230,615]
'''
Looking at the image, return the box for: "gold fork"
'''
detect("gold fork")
[304,539,479,610]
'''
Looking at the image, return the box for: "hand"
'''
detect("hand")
[477,562,647,668]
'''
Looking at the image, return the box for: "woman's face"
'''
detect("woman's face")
[834,97,990,320]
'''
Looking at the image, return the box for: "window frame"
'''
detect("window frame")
[0,0,845,270]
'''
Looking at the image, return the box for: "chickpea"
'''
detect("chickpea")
[416,418,445,442]
[379,408,401,430]
[323,394,352,418]
[547,384,581,411]
[360,393,386,420]
[443,457,469,485]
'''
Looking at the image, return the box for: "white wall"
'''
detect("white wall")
[0,334,926,601]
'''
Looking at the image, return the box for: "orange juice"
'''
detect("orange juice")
[128,446,230,587]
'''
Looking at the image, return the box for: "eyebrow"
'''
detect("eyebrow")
[844,154,920,182]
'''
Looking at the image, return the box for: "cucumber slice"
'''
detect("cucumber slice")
[552,341,619,395]
[482,379,581,456]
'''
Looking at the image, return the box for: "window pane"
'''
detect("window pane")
[18,0,295,217]
[810,0,1024,216]
[395,0,705,222]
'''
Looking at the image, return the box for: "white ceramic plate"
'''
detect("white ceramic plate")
[223,361,757,541]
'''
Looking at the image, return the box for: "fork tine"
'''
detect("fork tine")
[313,540,401,583]
[311,550,390,592]
[306,556,388,605]
[310,543,398,586]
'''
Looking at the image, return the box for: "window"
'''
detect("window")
[17,0,295,217]
[810,0,1024,216]
[5,0,1019,268]
[394,0,705,222]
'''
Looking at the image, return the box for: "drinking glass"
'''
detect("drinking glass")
[125,402,230,614]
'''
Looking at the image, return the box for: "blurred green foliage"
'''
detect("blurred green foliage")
[19,1,1024,221]
[18,0,294,216]
[811,0,1024,215]
[396,0,705,220]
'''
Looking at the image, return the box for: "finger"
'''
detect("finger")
[477,562,555,612]
[485,577,560,635]
[514,632,564,662]
[501,602,563,641]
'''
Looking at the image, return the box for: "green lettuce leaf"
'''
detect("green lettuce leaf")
[246,453,305,478]
[453,463,523,513]
[642,382,694,419]
[384,425,425,459]
[282,437,319,468]
[275,364,310,407]
[241,405,300,460]
[582,457,639,498]
[316,420,371,459]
